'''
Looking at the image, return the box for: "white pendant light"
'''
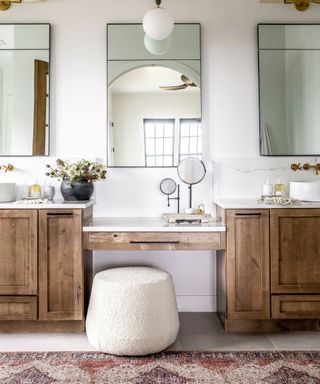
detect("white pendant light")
[143,0,174,41]
[144,34,172,55]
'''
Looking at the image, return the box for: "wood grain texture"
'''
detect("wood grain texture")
[0,210,37,295]
[271,209,320,294]
[85,232,225,251]
[83,250,93,317]
[226,210,270,320]
[33,60,49,156]
[217,249,226,323]
[0,320,85,333]
[224,318,320,332]
[0,296,37,320]
[272,295,320,319]
[39,210,83,321]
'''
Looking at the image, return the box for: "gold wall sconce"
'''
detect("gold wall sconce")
[261,0,320,11]
[0,0,43,11]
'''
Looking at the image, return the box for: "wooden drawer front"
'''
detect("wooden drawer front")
[271,209,320,294]
[226,210,270,320]
[272,295,320,319]
[0,296,37,320]
[0,210,38,295]
[39,210,83,321]
[86,232,224,251]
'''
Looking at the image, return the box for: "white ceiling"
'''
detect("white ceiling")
[110,66,200,94]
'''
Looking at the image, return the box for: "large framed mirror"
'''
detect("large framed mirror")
[107,23,201,167]
[0,24,50,157]
[258,24,320,156]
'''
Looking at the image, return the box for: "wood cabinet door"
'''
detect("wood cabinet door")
[0,210,37,295]
[227,210,270,320]
[39,210,83,321]
[271,209,320,294]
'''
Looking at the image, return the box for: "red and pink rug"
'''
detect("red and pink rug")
[0,351,319,383]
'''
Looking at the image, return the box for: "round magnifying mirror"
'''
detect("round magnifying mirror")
[177,157,206,185]
[160,178,177,195]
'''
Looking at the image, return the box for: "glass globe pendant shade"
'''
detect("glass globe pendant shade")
[143,7,174,40]
[144,34,172,55]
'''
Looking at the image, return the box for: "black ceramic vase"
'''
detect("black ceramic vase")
[60,179,94,201]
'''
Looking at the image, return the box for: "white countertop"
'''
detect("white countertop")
[0,199,95,209]
[83,217,226,232]
[214,198,320,209]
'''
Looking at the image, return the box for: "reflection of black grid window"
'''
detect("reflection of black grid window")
[179,119,202,161]
[144,119,175,167]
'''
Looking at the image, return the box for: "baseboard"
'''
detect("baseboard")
[0,321,85,333]
[176,295,217,312]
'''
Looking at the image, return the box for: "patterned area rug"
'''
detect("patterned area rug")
[0,351,319,384]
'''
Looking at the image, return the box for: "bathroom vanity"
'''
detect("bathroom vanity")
[83,217,225,251]
[0,206,225,332]
[1,198,319,333]
[0,202,93,332]
[215,199,320,332]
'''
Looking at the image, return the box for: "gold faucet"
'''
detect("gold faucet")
[0,163,14,172]
[291,162,320,175]
[291,163,302,172]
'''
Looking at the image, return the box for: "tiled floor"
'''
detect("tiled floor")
[0,313,319,352]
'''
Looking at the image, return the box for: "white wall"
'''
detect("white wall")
[1,0,320,311]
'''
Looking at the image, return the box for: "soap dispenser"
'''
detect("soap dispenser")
[262,178,273,197]
[30,181,41,198]
[275,177,285,197]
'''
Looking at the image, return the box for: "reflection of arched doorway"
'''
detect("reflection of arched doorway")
[108,61,201,89]
[108,66,201,167]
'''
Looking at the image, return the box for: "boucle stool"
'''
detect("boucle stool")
[86,267,180,356]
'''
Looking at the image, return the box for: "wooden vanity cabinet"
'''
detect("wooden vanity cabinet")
[0,210,37,295]
[218,207,320,331]
[0,207,92,332]
[39,210,84,321]
[270,209,320,320]
[0,210,38,320]
[224,210,270,320]
[271,209,320,294]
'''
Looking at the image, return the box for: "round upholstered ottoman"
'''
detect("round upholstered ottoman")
[86,267,180,356]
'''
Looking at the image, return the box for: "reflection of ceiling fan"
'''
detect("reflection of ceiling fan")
[160,75,197,91]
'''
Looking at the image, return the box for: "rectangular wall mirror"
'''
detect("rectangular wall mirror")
[107,23,201,167]
[0,24,50,157]
[258,24,320,156]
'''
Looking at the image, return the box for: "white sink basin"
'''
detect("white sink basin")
[0,182,16,202]
[290,181,320,202]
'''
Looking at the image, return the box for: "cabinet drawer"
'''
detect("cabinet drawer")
[0,296,37,320]
[85,232,224,250]
[272,295,320,319]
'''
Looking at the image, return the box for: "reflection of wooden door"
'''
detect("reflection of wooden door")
[33,60,48,156]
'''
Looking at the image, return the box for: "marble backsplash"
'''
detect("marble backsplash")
[213,157,320,199]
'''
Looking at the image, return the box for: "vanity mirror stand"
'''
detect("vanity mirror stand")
[160,178,180,213]
[177,157,206,208]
